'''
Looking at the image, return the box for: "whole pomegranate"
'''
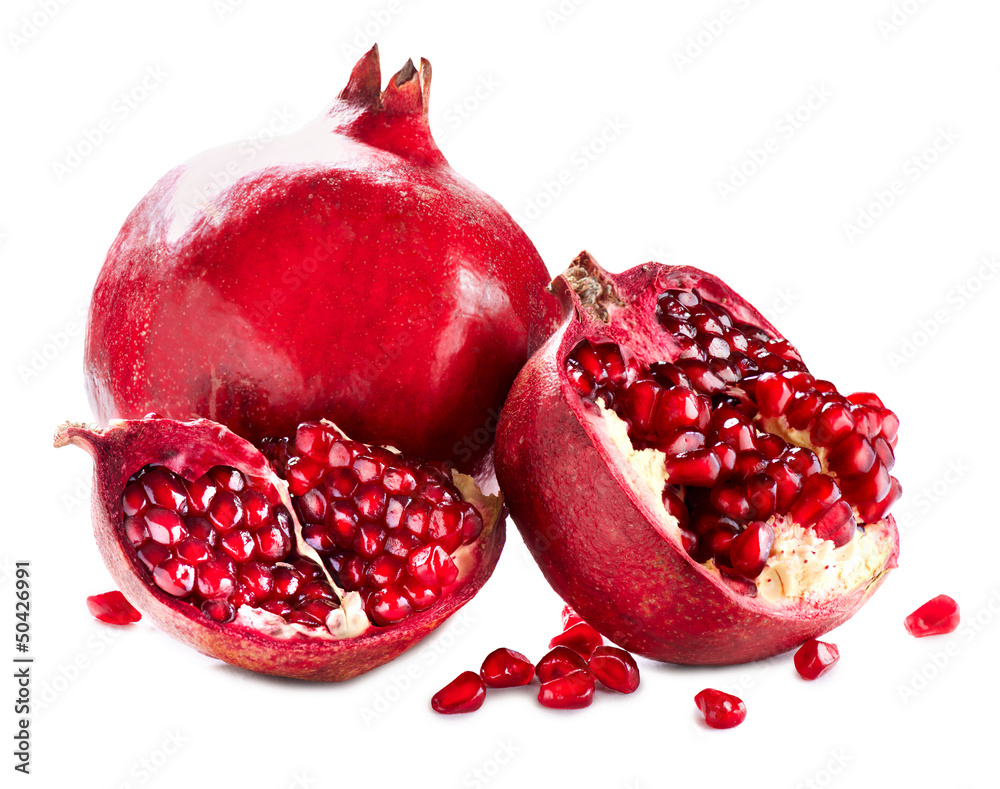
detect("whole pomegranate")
[84,46,558,481]
[495,252,900,664]
[56,415,503,680]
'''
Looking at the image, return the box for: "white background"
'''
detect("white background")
[3,1,998,787]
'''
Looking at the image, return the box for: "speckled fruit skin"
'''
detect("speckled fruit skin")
[494,252,898,665]
[84,46,558,482]
[55,417,504,681]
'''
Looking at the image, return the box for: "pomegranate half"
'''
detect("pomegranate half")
[495,252,900,664]
[56,415,503,680]
[84,46,559,481]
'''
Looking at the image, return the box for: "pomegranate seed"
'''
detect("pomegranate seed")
[904,595,960,637]
[122,481,149,517]
[201,599,236,623]
[408,544,458,587]
[663,449,721,486]
[144,507,186,545]
[431,671,486,714]
[141,467,187,511]
[86,591,141,624]
[538,670,595,709]
[152,558,195,596]
[729,521,774,579]
[561,604,585,630]
[794,639,840,680]
[480,648,535,688]
[176,537,213,564]
[812,500,857,547]
[400,577,440,610]
[548,622,604,658]
[295,421,333,461]
[694,688,746,729]
[536,646,590,683]
[588,646,640,693]
[367,587,413,625]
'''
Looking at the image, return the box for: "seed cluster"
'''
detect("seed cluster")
[564,288,901,584]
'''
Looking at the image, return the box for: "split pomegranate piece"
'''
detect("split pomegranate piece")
[904,595,960,637]
[56,416,502,681]
[495,253,900,664]
[480,648,535,688]
[86,591,141,624]
[432,671,487,714]
[588,646,640,693]
[536,646,591,683]
[83,46,558,482]
[694,688,747,729]
[793,639,840,680]
[538,670,596,710]
[548,621,604,659]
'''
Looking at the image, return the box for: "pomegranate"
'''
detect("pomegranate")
[84,45,559,483]
[56,415,502,681]
[694,689,746,729]
[495,252,900,664]
[432,671,487,714]
[904,595,960,637]
[793,639,839,680]
[87,591,141,624]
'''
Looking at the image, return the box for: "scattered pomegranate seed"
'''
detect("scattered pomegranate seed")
[86,591,141,624]
[904,595,961,637]
[588,646,640,693]
[431,671,487,714]
[694,688,747,729]
[548,621,604,658]
[793,639,840,680]
[561,603,585,630]
[536,646,591,683]
[480,648,535,688]
[538,670,595,710]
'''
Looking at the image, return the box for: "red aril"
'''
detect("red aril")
[536,646,591,683]
[694,689,746,729]
[495,253,900,664]
[588,646,640,693]
[84,46,558,484]
[432,671,487,714]
[57,415,503,681]
[480,648,535,688]
[793,639,840,680]
[538,670,595,710]
[904,595,960,637]
[561,604,585,630]
[86,591,141,624]
[548,621,604,658]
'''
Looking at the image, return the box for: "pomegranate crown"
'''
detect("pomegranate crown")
[338,44,432,117]
[332,44,443,164]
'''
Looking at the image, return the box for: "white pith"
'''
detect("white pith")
[596,402,889,603]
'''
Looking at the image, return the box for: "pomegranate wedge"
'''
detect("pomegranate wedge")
[495,253,900,664]
[56,416,503,681]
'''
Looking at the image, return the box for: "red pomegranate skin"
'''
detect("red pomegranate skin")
[84,47,558,480]
[494,253,899,665]
[55,417,504,681]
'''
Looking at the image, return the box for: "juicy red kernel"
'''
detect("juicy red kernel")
[86,591,141,624]
[548,621,604,659]
[694,688,747,729]
[588,646,640,693]
[538,670,596,710]
[904,595,960,637]
[561,604,585,630]
[536,646,591,683]
[431,671,487,714]
[794,639,840,680]
[480,648,535,688]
